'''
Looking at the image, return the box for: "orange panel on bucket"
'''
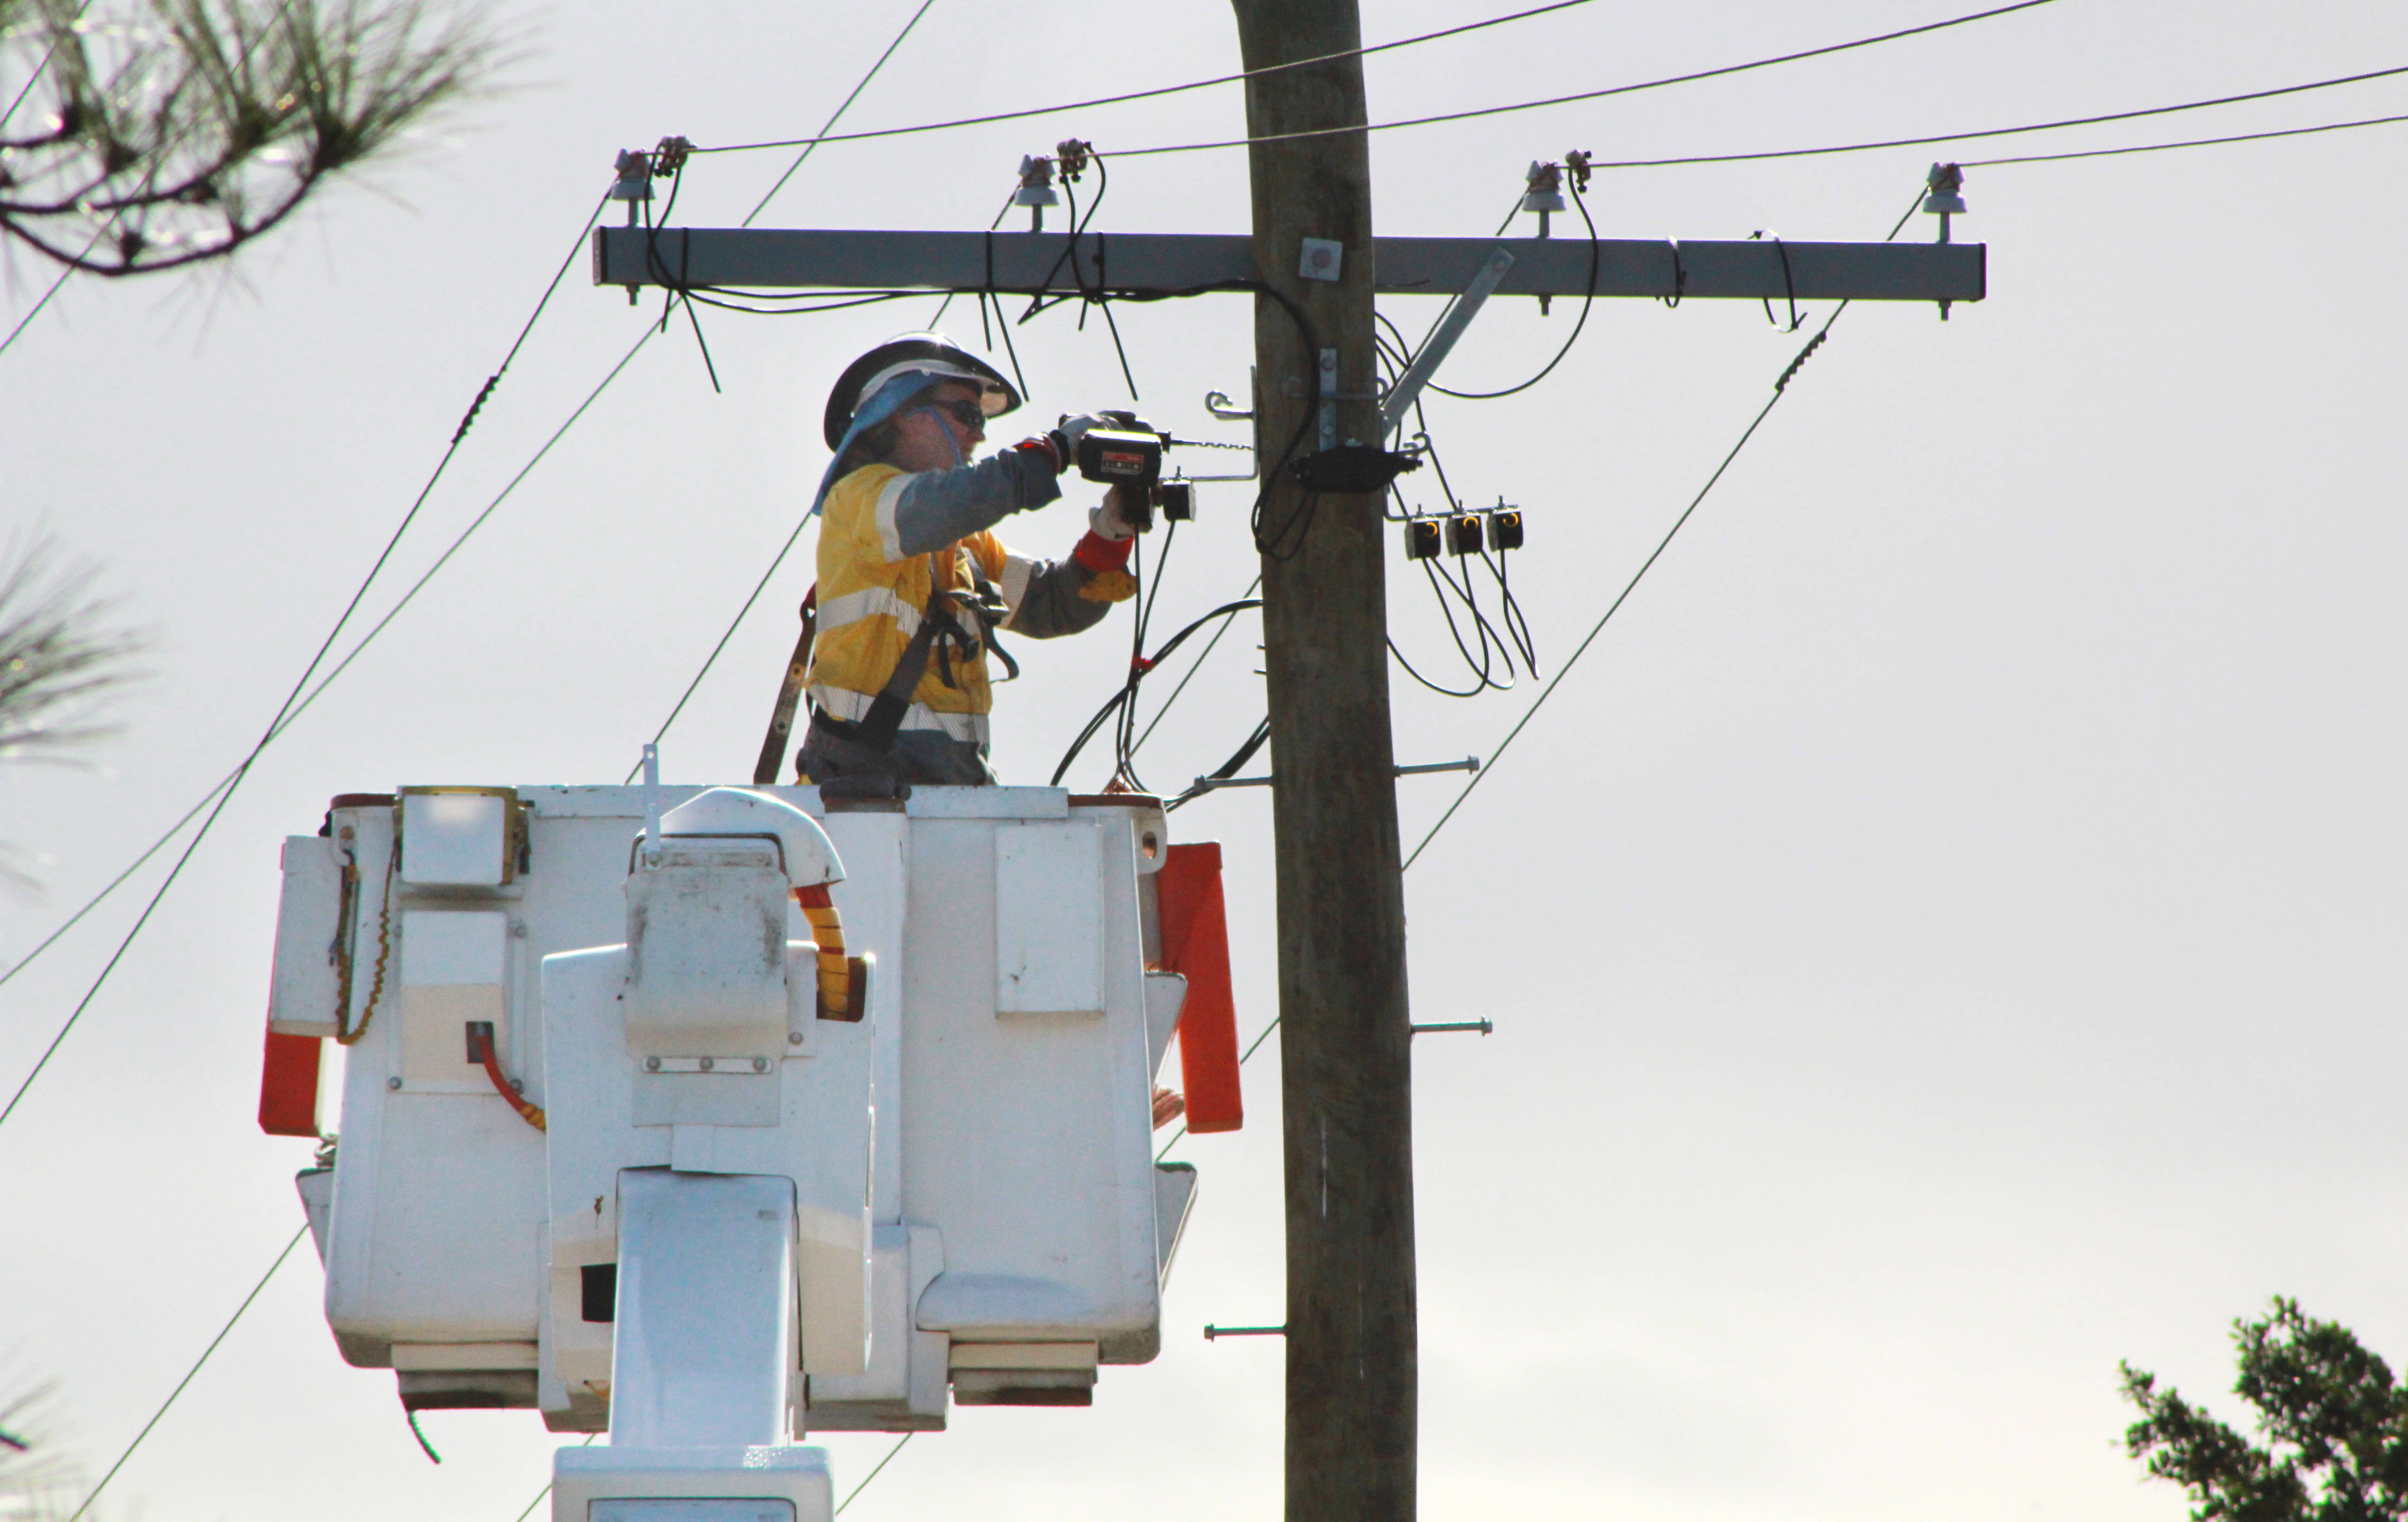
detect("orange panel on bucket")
[1156,843,1241,1133]
[258,1027,323,1137]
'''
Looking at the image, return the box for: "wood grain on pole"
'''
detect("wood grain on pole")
[1229,3,1417,1519]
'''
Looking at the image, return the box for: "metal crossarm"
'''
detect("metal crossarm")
[592,227,1984,303]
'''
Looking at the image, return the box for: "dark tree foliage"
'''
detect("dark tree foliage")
[2124,1298,2408,1522]
[0,1366,82,1521]
[0,534,142,766]
[0,533,144,892]
[0,0,492,276]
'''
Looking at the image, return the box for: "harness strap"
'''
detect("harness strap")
[755,586,817,785]
[855,550,1011,752]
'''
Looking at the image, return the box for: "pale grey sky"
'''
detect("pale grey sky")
[6,2,2408,1519]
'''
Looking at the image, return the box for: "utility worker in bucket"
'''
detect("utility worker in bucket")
[798,334,1146,787]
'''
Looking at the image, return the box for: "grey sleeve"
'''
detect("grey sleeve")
[1002,556,1113,640]
[890,447,1062,557]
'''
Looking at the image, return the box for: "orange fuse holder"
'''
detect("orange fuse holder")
[1156,842,1242,1132]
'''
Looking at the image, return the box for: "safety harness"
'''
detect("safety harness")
[855,550,1019,749]
[768,547,1016,772]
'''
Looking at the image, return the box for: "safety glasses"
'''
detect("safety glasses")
[926,398,987,431]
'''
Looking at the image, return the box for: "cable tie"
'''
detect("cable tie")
[1749,230,1806,332]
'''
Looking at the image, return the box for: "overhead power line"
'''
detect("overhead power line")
[0,0,91,132]
[1109,0,2062,156]
[1577,62,2408,169]
[1402,189,1929,868]
[0,192,608,1000]
[836,1433,915,1514]
[694,0,1597,156]
[23,14,949,1511]
[0,0,933,1054]
[1120,55,2408,163]
[625,1,944,773]
[0,323,654,1135]
[1158,182,1931,1158]
[1964,108,2408,165]
[0,245,80,358]
[742,0,937,224]
[0,196,614,1134]
[62,1223,308,1522]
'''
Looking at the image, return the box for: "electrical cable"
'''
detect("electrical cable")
[693,0,1599,156]
[1561,63,2408,170]
[5,188,609,994]
[1126,52,2408,165]
[1106,517,1173,792]
[0,0,90,132]
[1127,573,1261,759]
[1402,185,1927,873]
[1008,149,1146,400]
[504,1434,599,1522]
[835,1432,914,1515]
[17,19,945,1502]
[60,1222,308,1522]
[1109,203,1530,777]
[1365,319,1538,698]
[0,197,620,1131]
[1120,518,1192,787]
[1388,586,1495,699]
[1061,160,1145,400]
[639,158,723,394]
[406,1409,442,1463]
[1483,540,1538,672]
[0,238,84,358]
[1050,598,1263,787]
[1159,182,1930,1160]
[928,190,1020,328]
[675,289,922,317]
[1018,150,1108,325]
[741,0,938,227]
[1962,108,2408,165]
[2,327,658,1122]
[1107,0,2063,157]
[1428,182,1597,400]
[977,272,1319,559]
[1158,715,1274,813]
[591,0,945,773]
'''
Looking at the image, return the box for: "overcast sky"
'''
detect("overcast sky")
[7,2,2408,1519]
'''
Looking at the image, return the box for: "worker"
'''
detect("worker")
[797,334,1146,788]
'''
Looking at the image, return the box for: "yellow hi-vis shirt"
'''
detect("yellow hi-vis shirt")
[806,462,1009,744]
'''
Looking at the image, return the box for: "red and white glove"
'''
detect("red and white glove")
[1089,484,1148,541]
[1008,434,1066,472]
[1073,488,1138,604]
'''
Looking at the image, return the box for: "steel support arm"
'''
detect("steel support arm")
[592,226,1984,303]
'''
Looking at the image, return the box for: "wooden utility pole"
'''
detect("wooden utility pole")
[1229,5,1417,1519]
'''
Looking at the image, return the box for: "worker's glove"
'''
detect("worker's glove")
[1072,500,1138,604]
[1090,485,1150,541]
[1048,413,1113,473]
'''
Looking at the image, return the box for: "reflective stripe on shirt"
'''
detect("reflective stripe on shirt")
[811,683,990,744]
[873,472,914,563]
[817,584,922,639]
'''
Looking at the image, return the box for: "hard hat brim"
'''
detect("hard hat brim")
[824,335,1020,450]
